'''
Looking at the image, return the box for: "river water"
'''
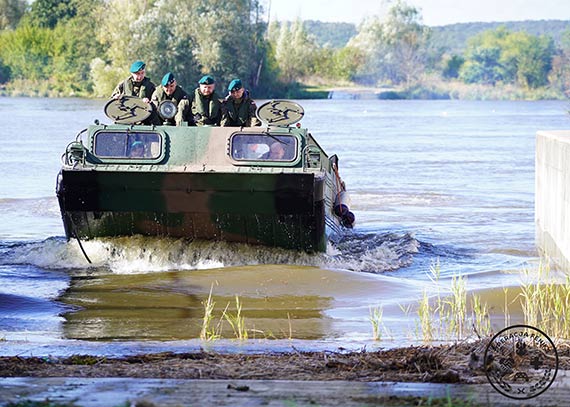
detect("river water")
[0,97,569,356]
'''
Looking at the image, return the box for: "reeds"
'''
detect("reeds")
[414,259,491,343]
[223,295,248,340]
[369,305,385,341]
[200,283,223,341]
[519,260,570,339]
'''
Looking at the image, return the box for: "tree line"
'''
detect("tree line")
[0,0,569,99]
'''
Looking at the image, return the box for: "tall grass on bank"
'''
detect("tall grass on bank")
[223,295,248,340]
[520,260,570,339]
[369,305,385,341]
[200,283,223,341]
[415,260,491,342]
[410,258,570,344]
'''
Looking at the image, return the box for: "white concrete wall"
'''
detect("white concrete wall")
[536,130,570,271]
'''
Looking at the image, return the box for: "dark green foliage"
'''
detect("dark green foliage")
[442,55,464,79]
[28,0,77,28]
[0,57,11,83]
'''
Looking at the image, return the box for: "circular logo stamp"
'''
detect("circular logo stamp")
[484,324,558,399]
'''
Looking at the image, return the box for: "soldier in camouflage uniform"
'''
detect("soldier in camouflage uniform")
[111,60,157,125]
[190,75,222,126]
[221,79,261,127]
[151,72,190,126]
[111,60,156,102]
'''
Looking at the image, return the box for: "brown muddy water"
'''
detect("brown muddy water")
[2,98,570,357]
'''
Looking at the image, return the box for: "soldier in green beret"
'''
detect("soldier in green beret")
[111,60,156,103]
[190,74,222,126]
[110,60,158,125]
[151,72,190,125]
[220,79,261,127]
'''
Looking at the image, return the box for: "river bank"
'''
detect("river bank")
[1,78,567,100]
[2,340,570,406]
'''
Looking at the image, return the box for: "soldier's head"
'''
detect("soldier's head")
[228,79,244,99]
[161,72,177,96]
[269,142,285,160]
[130,60,146,83]
[198,75,216,96]
[130,141,145,158]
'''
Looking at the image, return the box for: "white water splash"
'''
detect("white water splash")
[1,231,420,275]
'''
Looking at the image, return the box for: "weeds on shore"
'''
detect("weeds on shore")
[200,283,223,341]
[369,305,385,341]
[414,259,490,343]
[390,257,570,344]
[199,286,295,341]
[519,260,570,339]
[223,295,248,340]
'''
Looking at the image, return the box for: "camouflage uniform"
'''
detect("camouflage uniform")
[220,90,261,127]
[191,88,222,126]
[112,76,156,100]
[151,85,190,125]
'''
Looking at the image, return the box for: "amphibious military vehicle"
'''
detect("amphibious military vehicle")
[56,98,354,252]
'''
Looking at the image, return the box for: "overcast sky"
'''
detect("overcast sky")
[265,0,570,26]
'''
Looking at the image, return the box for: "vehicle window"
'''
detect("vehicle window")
[231,134,297,161]
[94,131,161,159]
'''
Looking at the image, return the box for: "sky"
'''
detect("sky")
[265,0,570,26]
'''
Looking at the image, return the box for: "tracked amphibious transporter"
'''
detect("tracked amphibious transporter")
[56,98,354,252]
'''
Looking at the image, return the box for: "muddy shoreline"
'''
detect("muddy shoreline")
[0,340,558,383]
[3,340,570,406]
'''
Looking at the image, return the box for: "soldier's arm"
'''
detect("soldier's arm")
[111,81,124,100]
[249,100,261,126]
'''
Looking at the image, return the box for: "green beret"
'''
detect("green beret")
[228,79,242,91]
[161,72,175,86]
[130,60,146,73]
[198,75,215,85]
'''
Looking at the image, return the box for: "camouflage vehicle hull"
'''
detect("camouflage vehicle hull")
[56,107,353,252]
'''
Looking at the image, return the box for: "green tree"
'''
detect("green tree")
[549,29,570,94]
[460,27,554,88]
[0,0,27,30]
[349,0,430,86]
[93,0,265,97]
[442,54,464,79]
[0,24,54,81]
[460,46,504,85]
[28,0,77,28]
[269,19,319,83]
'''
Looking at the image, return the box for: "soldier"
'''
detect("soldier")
[111,60,157,125]
[220,79,261,127]
[191,74,222,126]
[151,72,190,125]
[111,60,156,103]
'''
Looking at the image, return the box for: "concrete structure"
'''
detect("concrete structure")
[536,130,570,271]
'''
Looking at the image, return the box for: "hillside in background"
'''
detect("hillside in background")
[304,19,570,51]
[431,20,570,54]
[302,20,357,48]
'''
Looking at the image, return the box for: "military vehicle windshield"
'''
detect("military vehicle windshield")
[94,131,162,159]
[231,134,297,162]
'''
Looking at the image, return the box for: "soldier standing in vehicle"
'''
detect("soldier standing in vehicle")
[111,60,156,103]
[111,60,157,125]
[220,79,261,127]
[151,72,190,125]
[191,75,222,126]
